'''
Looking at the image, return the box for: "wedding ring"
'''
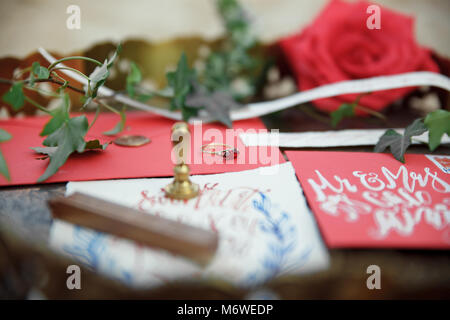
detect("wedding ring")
[201,143,239,159]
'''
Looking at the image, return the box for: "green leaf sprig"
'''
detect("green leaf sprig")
[122,0,255,127]
[201,0,259,99]
[375,109,450,162]
[125,51,241,127]
[0,44,123,182]
[330,92,385,128]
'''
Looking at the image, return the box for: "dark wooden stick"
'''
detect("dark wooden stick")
[48,193,218,266]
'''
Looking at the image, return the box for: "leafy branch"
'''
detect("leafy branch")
[0,0,259,183]
[375,109,450,162]
[0,45,123,182]
[202,0,259,99]
[330,92,385,128]
[124,0,259,127]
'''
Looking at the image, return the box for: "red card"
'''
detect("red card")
[0,112,284,186]
[286,151,450,249]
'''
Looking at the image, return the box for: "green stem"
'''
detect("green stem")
[52,67,90,81]
[96,100,119,114]
[24,96,52,114]
[51,71,69,90]
[355,104,386,120]
[298,104,330,124]
[51,71,66,83]
[88,105,101,130]
[48,56,103,71]
[0,77,85,95]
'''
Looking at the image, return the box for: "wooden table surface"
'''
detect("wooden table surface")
[1,103,449,299]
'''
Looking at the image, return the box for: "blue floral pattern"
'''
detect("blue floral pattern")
[63,226,132,284]
[246,192,312,285]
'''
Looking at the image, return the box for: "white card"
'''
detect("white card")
[50,162,329,288]
[240,129,450,148]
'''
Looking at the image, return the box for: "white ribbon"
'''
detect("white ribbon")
[39,47,450,123]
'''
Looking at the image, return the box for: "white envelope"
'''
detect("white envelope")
[50,162,329,288]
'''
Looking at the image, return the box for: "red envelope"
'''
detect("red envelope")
[286,151,450,249]
[0,112,284,186]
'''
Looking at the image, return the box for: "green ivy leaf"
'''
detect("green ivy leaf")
[2,82,25,111]
[126,62,142,98]
[181,105,199,122]
[30,146,58,159]
[32,62,50,80]
[167,53,195,114]
[218,0,255,50]
[40,93,70,136]
[374,119,427,163]
[0,128,11,142]
[88,60,109,99]
[0,149,9,181]
[0,128,12,180]
[32,139,108,160]
[203,52,229,90]
[86,44,122,101]
[40,107,67,137]
[107,43,122,69]
[424,109,450,151]
[103,108,126,135]
[200,0,258,99]
[37,115,89,182]
[330,103,355,128]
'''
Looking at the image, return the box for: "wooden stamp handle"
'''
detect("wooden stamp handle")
[48,193,218,266]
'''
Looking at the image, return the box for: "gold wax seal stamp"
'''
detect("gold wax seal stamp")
[164,163,199,200]
[164,122,199,200]
[113,135,151,147]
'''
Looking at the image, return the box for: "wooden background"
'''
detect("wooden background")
[0,0,449,299]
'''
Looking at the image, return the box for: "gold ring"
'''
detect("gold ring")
[201,143,239,159]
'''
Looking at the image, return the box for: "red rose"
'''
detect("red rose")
[279,0,439,113]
